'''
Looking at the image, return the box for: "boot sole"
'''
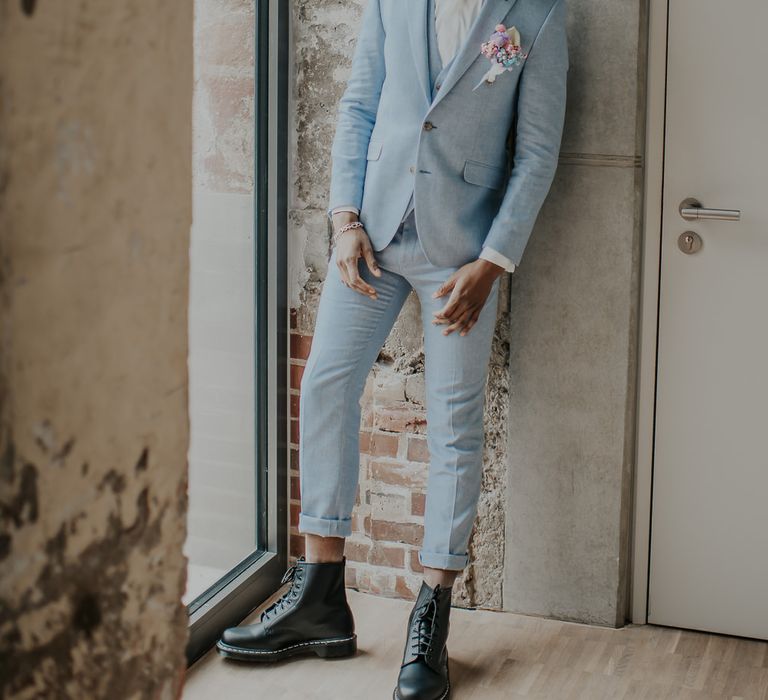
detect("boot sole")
[392,681,450,700]
[216,634,357,663]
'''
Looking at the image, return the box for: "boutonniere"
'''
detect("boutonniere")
[474,24,527,89]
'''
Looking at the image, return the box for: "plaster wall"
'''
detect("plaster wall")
[0,1,193,696]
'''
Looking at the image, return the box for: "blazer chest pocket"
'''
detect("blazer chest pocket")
[366,141,383,161]
[463,159,505,190]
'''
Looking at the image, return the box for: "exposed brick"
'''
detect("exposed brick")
[368,489,409,520]
[411,491,426,517]
[290,418,300,445]
[351,513,361,533]
[290,534,305,558]
[369,432,400,457]
[345,565,358,589]
[370,460,427,489]
[290,448,299,471]
[290,307,298,330]
[290,332,313,361]
[363,515,372,536]
[290,393,300,420]
[409,549,424,573]
[396,575,420,601]
[290,474,301,501]
[366,571,395,596]
[407,436,430,463]
[373,402,427,434]
[359,430,372,453]
[370,520,423,547]
[345,540,371,563]
[290,363,304,390]
[289,502,300,527]
[361,406,374,428]
[369,543,405,568]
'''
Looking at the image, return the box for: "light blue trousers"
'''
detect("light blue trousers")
[297,210,500,570]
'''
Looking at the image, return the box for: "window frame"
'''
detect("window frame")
[185,0,289,664]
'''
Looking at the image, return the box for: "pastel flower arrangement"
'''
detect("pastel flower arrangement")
[476,24,527,87]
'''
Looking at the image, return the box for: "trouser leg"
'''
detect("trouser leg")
[298,245,412,538]
[415,269,501,571]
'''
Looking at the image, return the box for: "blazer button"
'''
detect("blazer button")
[423,121,435,131]
[409,166,415,173]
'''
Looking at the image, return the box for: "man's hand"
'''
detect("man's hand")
[332,211,381,300]
[432,259,504,336]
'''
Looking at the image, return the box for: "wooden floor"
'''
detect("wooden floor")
[185,590,768,700]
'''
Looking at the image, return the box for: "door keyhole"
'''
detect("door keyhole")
[677,231,703,255]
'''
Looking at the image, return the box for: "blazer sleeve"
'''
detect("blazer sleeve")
[327,0,387,217]
[481,0,569,266]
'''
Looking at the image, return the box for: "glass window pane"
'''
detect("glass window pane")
[185,0,257,605]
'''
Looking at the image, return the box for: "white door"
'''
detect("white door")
[648,0,768,639]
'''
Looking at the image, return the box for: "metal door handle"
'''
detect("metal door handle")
[679,197,741,222]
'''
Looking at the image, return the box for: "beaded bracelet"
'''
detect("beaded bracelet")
[332,220,364,246]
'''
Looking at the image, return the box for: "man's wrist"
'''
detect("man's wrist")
[476,257,507,278]
[331,210,360,229]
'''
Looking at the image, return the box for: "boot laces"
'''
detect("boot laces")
[260,559,305,622]
[408,585,443,659]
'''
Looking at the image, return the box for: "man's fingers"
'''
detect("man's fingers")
[459,309,481,336]
[442,307,476,336]
[433,300,470,326]
[342,257,378,298]
[336,257,350,286]
[434,289,464,321]
[432,275,456,299]
[362,245,381,277]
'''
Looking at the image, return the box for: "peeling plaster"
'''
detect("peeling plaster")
[0,1,192,696]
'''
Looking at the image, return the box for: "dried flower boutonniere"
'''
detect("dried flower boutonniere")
[474,24,527,90]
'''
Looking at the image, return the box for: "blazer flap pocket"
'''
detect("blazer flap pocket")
[366,141,383,161]
[463,159,505,190]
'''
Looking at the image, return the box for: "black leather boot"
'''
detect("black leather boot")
[216,556,357,662]
[393,581,452,700]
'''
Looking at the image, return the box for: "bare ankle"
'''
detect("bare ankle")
[304,534,346,563]
[422,566,458,590]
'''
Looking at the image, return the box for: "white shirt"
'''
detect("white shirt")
[332,0,516,273]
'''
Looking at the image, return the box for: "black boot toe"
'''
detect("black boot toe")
[216,557,356,662]
[394,660,450,699]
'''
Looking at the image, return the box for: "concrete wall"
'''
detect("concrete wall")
[0,1,192,697]
[504,1,647,626]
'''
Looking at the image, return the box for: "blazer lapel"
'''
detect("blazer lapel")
[407,0,431,105]
[428,0,519,112]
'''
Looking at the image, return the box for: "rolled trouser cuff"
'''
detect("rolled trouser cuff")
[298,512,353,538]
[418,549,469,571]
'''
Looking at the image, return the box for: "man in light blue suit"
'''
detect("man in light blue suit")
[218,0,567,696]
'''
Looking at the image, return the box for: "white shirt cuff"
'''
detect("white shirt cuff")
[330,205,360,218]
[479,246,516,272]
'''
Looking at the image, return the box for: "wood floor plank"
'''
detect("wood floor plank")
[185,590,768,699]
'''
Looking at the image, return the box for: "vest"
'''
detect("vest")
[401,0,458,223]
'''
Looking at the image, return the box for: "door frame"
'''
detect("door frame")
[630,0,668,625]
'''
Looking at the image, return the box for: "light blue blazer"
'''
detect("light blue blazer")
[328,0,569,269]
